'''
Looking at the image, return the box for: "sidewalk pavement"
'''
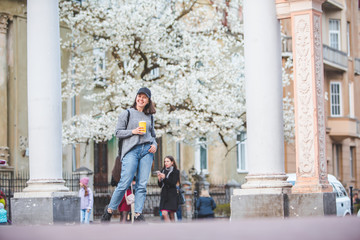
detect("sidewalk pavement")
[1,216,359,240]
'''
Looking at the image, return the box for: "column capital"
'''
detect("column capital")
[0,14,10,34]
[276,0,326,19]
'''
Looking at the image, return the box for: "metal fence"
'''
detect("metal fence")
[92,178,163,219]
[0,171,229,220]
[209,184,228,205]
[0,170,80,221]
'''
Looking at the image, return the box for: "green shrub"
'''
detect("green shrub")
[214,203,230,217]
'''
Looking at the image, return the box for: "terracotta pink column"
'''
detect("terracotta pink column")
[289,0,332,193]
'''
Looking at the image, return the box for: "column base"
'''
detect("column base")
[231,193,289,219]
[288,192,336,217]
[23,179,69,192]
[11,192,80,225]
[230,192,336,219]
[240,173,293,194]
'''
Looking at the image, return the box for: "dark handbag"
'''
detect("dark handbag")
[110,155,122,186]
[110,110,130,187]
[177,188,185,205]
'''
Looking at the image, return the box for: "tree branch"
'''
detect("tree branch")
[218,132,228,148]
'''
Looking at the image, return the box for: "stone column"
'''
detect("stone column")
[231,0,292,219]
[290,0,333,194]
[0,14,9,163]
[24,0,66,192]
[11,0,79,225]
[238,0,292,193]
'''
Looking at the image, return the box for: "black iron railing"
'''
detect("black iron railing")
[0,170,230,220]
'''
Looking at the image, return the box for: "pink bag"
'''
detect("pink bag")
[125,184,135,205]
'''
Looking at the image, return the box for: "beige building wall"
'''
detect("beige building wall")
[4,1,28,172]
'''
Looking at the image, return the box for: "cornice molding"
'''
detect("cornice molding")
[276,0,326,19]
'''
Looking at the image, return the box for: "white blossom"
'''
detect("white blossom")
[59,0,294,146]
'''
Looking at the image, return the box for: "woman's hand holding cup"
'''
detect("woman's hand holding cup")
[132,126,145,135]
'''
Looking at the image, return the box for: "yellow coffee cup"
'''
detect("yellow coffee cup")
[139,121,146,133]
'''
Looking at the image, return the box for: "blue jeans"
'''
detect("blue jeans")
[80,209,91,224]
[108,143,154,213]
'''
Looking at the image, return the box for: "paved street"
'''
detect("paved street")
[1,216,359,240]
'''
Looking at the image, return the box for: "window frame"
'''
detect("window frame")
[350,146,356,180]
[149,67,160,79]
[93,48,106,84]
[236,132,248,173]
[195,138,208,174]
[330,81,342,117]
[152,137,163,173]
[332,144,342,180]
[346,22,351,56]
[329,19,341,50]
[349,83,354,118]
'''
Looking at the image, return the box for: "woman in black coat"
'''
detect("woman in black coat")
[157,155,180,222]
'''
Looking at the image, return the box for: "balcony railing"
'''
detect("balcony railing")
[281,38,348,70]
[355,58,360,75]
[323,44,348,71]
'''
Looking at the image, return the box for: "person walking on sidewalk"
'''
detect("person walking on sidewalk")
[157,156,180,222]
[102,87,157,222]
[79,177,93,224]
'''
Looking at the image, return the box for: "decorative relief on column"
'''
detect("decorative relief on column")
[0,146,9,164]
[294,14,315,178]
[313,14,327,182]
[0,14,9,34]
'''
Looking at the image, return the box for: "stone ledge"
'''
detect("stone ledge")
[11,192,80,225]
[231,192,336,219]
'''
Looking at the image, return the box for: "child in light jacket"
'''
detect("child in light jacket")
[79,177,93,224]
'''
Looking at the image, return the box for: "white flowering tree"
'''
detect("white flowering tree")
[59,0,294,148]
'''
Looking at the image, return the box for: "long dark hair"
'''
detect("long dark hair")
[131,95,156,115]
[162,155,178,170]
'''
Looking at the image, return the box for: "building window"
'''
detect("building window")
[330,82,342,117]
[152,137,163,172]
[195,137,208,173]
[150,68,159,79]
[176,141,181,169]
[332,144,342,179]
[346,22,351,56]
[237,132,247,172]
[349,83,354,118]
[350,147,355,179]
[94,141,108,192]
[329,19,340,50]
[93,48,106,84]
